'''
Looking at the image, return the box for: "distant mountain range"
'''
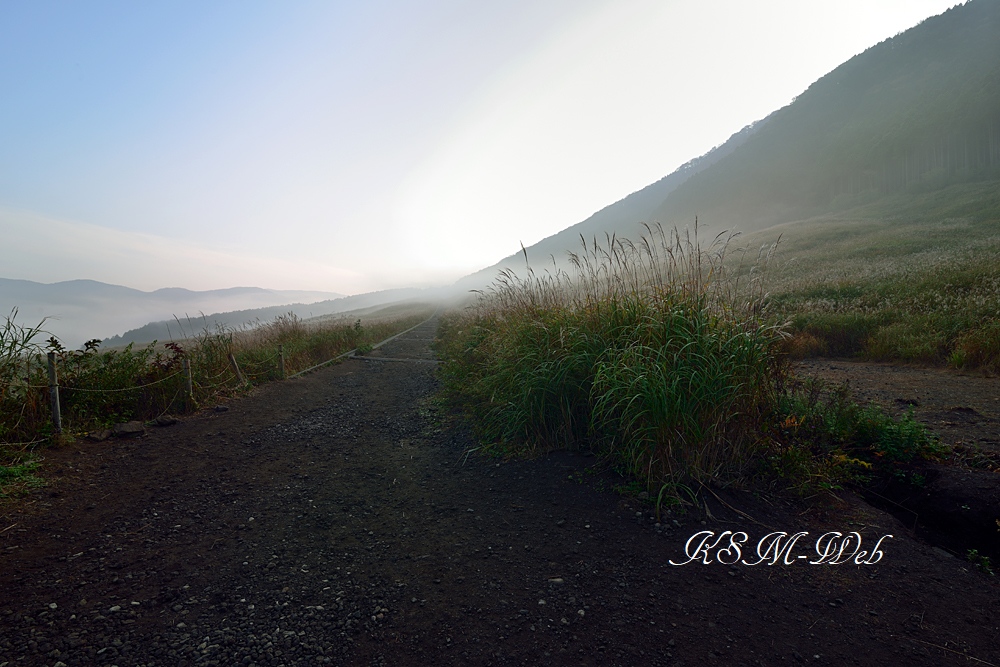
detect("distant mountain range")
[0,279,342,348]
[460,0,1000,287]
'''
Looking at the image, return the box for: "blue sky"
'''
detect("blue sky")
[1,0,961,293]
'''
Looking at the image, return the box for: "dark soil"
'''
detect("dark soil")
[2,320,999,666]
[794,359,1000,562]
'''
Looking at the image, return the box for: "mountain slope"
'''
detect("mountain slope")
[457,0,1000,292]
[454,112,775,289]
[651,0,1000,231]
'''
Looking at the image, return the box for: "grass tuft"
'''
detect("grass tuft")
[438,224,784,487]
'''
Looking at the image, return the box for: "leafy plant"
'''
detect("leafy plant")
[967,549,995,576]
[766,376,944,494]
[0,457,44,497]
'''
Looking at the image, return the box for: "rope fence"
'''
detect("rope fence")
[197,369,237,390]
[0,437,48,450]
[59,369,184,393]
[203,364,235,382]
[236,350,281,371]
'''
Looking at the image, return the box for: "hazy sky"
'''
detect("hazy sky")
[1,0,961,294]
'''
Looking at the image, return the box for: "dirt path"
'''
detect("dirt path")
[2,319,999,666]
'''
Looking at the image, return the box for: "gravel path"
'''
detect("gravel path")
[1,318,999,666]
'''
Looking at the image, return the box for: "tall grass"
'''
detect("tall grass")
[735,186,1000,369]
[0,309,49,495]
[773,249,1000,367]
[438,226,943,495]
[438,225,785,487]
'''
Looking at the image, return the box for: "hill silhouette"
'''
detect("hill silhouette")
[0,279,342,348]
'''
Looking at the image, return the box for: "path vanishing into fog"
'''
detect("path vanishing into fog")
[1,317,998,666]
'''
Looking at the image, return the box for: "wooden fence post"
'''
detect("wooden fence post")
[183,358,193,402]
[278,345,285,380]
[227,352,246,385]
[46,352,61,434]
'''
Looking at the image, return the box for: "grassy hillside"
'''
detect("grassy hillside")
[737,181,1000,368]
[104,287,444,347]
[457,2,1000,297]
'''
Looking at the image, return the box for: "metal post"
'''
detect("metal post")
[183,358,193,402]
[47,352,61,434]
[278,345,286,380]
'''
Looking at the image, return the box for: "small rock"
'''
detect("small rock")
[86,429,111,442]
[154,415,179,426]
[214,405,230,412]
[112,421,145,438]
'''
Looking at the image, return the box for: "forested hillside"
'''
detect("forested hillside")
[653,0,1000,230]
